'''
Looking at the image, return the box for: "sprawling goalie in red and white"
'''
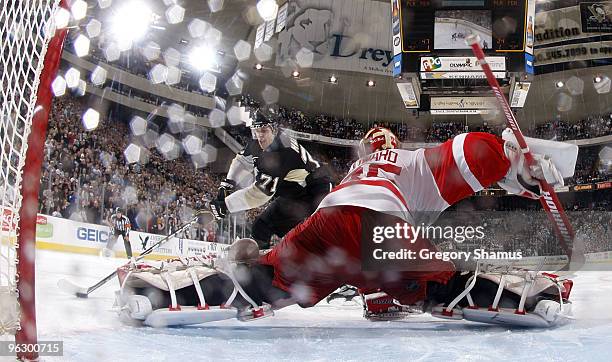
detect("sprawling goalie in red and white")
[116,127,577,328]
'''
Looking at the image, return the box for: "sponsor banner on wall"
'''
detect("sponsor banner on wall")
[391,0,401,57]
[27,214,227,259]
[396,82,419,108]
[264,19,276,41]
[275,2,289,33]
[430,109,491,115]
[555,185,570,192]
[525,53,535,74]
[430,97,498,110]
[254,22,266,48]
[535,41,612,66]
[420,56,506,72]
[510,82,531,108]
[525,0,536,55]
[534,5,604,46]
[283,129,313,140]
[597,181,612,189]
[420,71,506,79]
[574,184,594,191]
[580,2,612,33]
[276,0,393,75]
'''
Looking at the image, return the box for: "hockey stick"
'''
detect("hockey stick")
[465,35,577,266]
[58,211,215,298]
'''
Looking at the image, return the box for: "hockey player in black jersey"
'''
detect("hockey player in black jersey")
[209,110,332,248]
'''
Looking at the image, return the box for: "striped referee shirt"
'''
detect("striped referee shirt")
[110,214,131,233]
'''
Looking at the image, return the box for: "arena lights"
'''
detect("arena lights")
[189,46,216,71]
[254,63,263,70]
[366,80,376,87]
[594,75,602,83]
[110,1,154,45]
[328,75,338,84]
[555,81,564,88]
[292,70,300,78]
[257,0,279,21]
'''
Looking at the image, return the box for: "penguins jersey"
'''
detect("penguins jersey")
[225,132,332,213]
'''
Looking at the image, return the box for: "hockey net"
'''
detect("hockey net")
[0,0,67,358]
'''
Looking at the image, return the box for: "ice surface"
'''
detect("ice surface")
[12,250,612,361]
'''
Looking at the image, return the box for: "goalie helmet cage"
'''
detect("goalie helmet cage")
[0,0,68,360]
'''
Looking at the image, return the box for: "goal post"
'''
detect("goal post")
[0,1,68,360]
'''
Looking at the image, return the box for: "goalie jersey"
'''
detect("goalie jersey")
[225,131,332,213]
[318,132,510,226]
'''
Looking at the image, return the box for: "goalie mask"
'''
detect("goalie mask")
[358,127,398,157]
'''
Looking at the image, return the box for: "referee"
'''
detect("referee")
[103,207,133,258]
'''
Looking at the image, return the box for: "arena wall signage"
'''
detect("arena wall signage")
[275,3,289,33]
[275,0,393,76]
[25,214,225,259]
[579,2,612,33]
[430,110,491,115]
[534,5,602,46]
[419,56,506,72]
[534,41,612,66]
[430,97,498,110]
[420,71,506,79]
[395,81,419,108]
[509,82,531,108]
[573,184,594,191]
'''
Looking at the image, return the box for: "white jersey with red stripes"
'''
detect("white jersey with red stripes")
[317,132,510,225]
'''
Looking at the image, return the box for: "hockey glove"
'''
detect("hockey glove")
[209,199,228,220]
[217,179,236,201]
[498,140,564,199]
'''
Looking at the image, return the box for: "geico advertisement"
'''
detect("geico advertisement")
[36,214,225,257]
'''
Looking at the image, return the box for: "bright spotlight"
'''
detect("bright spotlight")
[254,63,263,70]
[555,81,564,88]
[110,1,153,44]
[190,46,216,71]
[291,70,300,78]
[328,75,338,84]
[257,0,279,21]
[594,75,602,83]
[366,80,376,87]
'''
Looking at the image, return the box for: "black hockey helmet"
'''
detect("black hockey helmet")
[249,107,277,129]
[115,207,123,214]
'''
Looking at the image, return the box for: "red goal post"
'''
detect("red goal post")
[0,1,68,360]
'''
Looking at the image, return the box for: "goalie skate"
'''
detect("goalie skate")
[361,290,423,321]
[431,262,573,328]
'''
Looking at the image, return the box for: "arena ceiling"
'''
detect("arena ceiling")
[85,0,611,128]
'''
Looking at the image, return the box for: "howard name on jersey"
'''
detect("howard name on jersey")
[225,132,332,213]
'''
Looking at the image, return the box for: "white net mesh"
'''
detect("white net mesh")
[0,0,61,335]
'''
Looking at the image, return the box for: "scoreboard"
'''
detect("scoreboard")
[395,0,533,73]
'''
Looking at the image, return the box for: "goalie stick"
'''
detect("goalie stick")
[465,35,578,267]
[58,211,215,298]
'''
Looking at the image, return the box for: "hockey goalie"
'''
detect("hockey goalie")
[115,127,577,328]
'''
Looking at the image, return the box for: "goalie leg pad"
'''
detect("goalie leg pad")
[115,251,284,327]
[430,264,573,328]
